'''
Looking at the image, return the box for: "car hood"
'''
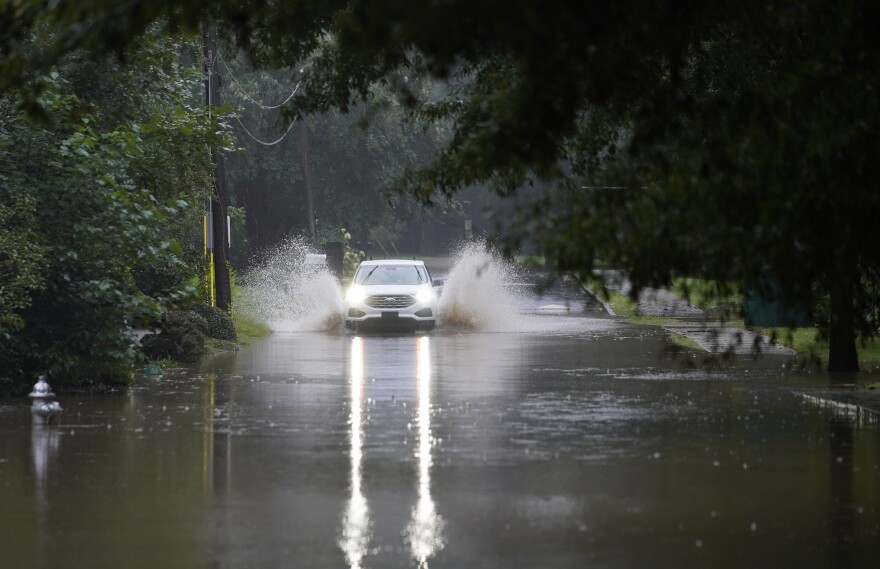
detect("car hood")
[358,284,427,294]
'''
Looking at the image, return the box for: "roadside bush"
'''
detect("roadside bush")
[192,305,237,341]
[141,310,208,363]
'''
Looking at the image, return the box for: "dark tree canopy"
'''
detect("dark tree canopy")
[3,0,879,371]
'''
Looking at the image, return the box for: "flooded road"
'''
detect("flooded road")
[2,284,880,567]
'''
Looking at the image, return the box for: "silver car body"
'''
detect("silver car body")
[344,260,438,330]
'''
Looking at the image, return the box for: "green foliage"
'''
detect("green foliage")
[192,304,237,341]
[232,311,271,340]
[605,290,640,318]
[0,27,212,389]
[332,228,365,279]
[670,279,742,311]
[666,332,703,353]
[141,311,208,364]
[757,326,880,367]
[0,179,46,333]
[670,278,743,321]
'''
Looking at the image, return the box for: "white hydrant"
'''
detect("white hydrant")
[29,375,62,425]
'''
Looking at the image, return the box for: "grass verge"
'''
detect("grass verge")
[757,326,880,366]
[593,275,880,369]
[670,278,743,310]
[599,289,703,351]
[233,312,271,341]
[664,331,703,351]
[605,289,640,317]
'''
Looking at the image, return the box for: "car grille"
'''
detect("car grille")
[365,294,415,309]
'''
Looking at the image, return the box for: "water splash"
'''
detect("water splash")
[234,236,343,332]
[438,242,527,331]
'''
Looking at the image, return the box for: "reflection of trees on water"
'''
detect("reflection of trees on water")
[801,391,879,565]
[405,337,445,567]
[828,417,854,566]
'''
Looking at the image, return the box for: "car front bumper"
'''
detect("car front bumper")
[344,300,436,330]
[344,309,436,330]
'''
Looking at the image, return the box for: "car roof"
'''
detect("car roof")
[357,259,426,267]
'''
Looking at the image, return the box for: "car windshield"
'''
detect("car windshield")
[355,264,427,285]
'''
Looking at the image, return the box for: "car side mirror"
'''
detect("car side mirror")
[432,279,444,288]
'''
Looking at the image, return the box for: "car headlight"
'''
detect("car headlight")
[415,286,434,304]
[346,285,366,304]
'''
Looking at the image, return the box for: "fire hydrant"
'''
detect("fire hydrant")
[29,375,62,425]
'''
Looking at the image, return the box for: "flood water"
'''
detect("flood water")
[2,268,880,568]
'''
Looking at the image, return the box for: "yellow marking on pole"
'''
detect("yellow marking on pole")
[209,252,216,307]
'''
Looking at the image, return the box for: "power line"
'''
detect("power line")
[217,51,302,110]
[233,113,299,146]
[214,51,304,146]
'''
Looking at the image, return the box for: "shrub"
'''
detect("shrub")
[141,310,207,363]
[192,305,237,341]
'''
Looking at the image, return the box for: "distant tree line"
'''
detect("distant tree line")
[218,49,456,268]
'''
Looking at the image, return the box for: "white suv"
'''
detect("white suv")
[344,259,439,331]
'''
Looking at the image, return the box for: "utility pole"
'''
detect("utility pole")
[294,64,316,243]
[203,24,232,311]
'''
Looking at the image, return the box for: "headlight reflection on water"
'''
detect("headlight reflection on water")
[339,337,371,569]
[405,336,446,566]
[339,336,445,569]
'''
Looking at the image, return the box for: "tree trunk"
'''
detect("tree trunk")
[827,268,859,373]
